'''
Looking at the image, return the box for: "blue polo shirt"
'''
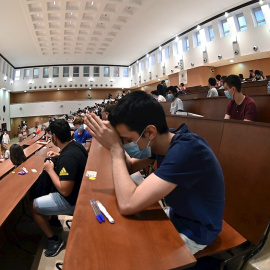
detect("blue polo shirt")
[73,129,92,144]
[154,124,224,245]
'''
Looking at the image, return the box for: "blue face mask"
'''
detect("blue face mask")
[167,93,174,100]
[78,125,84,131]
[224,90,233,100]
[123,129,151,159]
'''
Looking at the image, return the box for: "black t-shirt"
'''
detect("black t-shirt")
[55,140,88,206]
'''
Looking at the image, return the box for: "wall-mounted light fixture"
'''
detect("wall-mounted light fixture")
[253,45,258,51]
[191,62,194,67]
[218,55,222,60]
[68,77,73,82]
[3,76,7,81]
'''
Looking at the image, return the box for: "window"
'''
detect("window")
[141,61,144,71]
[83,66,89,77]
[183,37,189,51]
[123,68,129,77]
[24,69,30,79]
[104,67,110,77]
[195,31,201,46]
[63,67,69,77]
[173,42,179,56]
[93,66,99,77]
[73,66,79,77]
[145,57,149,69]
[208,26,215,41]
[221,19,230,36]
[33,68,39,79]
[132,66,136,75]
[2,61,6,75]
[253,7,266,26]
[53,67,59,78]
[165,46,170,59]
[157,50,162,63]
[151,54,156,66]
[15,69,21,81]
[113,67,119,77]
[236,13,247,31]
[43,67,49,78]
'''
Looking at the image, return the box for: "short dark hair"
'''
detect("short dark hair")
[10,144,26,166]
[249,69,254,72]
[224,75,242,92]
[49,119,72,143]
[108,91,169,135]
[208,77,216,86]
[73,117,84,125]
[180,83,184,87]
[151,90,159,96]
[239,74,244,79]
[254,69,261,75]
[216,74,221,81]
[167,86,178,95]
[221,75,227,81]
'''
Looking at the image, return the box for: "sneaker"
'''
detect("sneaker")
[49,216,63,230]
[44,238,64,257]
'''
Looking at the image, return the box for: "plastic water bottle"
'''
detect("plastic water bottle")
[268,81,270,94]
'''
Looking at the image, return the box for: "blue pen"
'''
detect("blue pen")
[90,199,105,223]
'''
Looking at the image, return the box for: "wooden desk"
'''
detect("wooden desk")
[63,140,196,270]
[0,155,45,227]
[34,141,60,157]
[19,131,45,147]
[0,159,14,179]
[24,143,44,158]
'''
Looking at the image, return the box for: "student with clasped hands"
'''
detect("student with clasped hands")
[84,91,225,255]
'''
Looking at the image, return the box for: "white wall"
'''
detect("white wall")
[0,89,10,130]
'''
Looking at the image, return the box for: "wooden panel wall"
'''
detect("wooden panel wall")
[186,66,215,87]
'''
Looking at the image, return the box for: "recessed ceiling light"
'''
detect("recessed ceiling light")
[230,59,234,63]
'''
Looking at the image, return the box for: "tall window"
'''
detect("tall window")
[195,31,201,46]
[145,57,149,69]
[208,26,215,41]
[93,66,99,77]
[183,37,189,51]
[165,46,170,59]
[83,66,89,77]
[141,61,144,71]
[43,67,49,78]
[123,68,129,77]
[236,13,247,31]
[113,67,119,77]
[151,54,156,66]
[73,66,79,77]
[173,42,179,56]
[221,19,230,36]
[15,69,21,81]
[33,68,39,79]
[53,67,59,77]
[63,67,69,77]
[104,67,110,77]
[253,7,266,26]
[24,69,30,79]
[157,50,162,63]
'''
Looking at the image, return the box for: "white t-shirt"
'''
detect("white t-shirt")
[207,87,218,97]
[158,95,166,102]
[170,98,184,114]
[2,133,10,144]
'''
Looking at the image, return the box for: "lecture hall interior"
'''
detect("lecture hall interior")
[0,0,270,269]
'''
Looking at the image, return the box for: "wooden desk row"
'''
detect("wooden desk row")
[63,140,196,270]
[19,131,45,147]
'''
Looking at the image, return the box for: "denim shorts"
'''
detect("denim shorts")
[34,192,75,216]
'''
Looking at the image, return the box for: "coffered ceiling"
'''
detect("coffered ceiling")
[0,0,248,67]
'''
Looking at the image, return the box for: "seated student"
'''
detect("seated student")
[249,69,255,79]
[34,126,41,134]
[167,86,184,114]
[207,77,219,97]
[215,74,222,87]
[224,74,257,121]
[176,83,186,95]
[252,70,264,81]
[239,73,245,83]
[2,143,10,160]
[10,144,26,166]
[84,91,225,255]
[150,90,166,102]
[31,119,88,257]
[73,117,92,152]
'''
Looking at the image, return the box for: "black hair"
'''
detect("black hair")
[167,86,178,96]
[108,91,169,135]
[208,77,217,86]
[180,83,184,87]
[216,74,221,81]
[151,90,159,95]
[49,119,72,143]
[239,74,244,79]
[254,70,261,75]
[104,104,116,114]
[10,144,26,166]
[224,75,242,93]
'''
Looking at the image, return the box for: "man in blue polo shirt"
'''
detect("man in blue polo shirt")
[85,91,225,254]
[73,117,92,152]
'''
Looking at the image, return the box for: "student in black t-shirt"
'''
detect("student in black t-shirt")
[31,119,88,257]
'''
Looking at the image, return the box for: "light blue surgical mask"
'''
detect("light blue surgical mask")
[224,90,233,100]
[78,125,84,131]
[167,93,174,100]
[123,129,151,159]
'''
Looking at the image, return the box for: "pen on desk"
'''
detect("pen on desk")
[96,201,115,224]
[94,200,105,222]
[90,199,105,223]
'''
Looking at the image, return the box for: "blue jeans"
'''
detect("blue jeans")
[34,192,75,216]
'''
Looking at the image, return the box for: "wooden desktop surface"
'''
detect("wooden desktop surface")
[24,143,44,158]
[34,141,60,157]
[19,131,45,146]
[0,155,45,227]
[0,159,14,179]
[63,140,196,270]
